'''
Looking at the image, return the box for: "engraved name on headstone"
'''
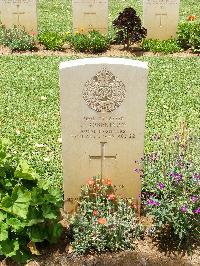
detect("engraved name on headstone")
[60,58,148,212]
[143,0,180,40]
[0,0,37,34]
[72,0,108,34]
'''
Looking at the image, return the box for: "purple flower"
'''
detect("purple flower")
[170,172,182,183]
[147,199,160,206]
[181,205,188,213]
[192,173,200,181]
[191,195,198,203]
[193,207,200,214]
[158,182,165,190]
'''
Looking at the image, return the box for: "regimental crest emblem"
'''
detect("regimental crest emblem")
[83,68,126,112]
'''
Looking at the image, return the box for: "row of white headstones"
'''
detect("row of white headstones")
[0,0,180,40]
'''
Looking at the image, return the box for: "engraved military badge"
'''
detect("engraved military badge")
[83,68,126,112]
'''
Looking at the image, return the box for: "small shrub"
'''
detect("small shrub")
[70,176,141,254]
[113,7,147,48]
[142,39,182,54]
[0,25,36,51]
[68,32,90,52]
[142,123,200,246]
[69,30,110,53]
[0,139,63,263]
[38,31,66,50]
[177,21,200,53]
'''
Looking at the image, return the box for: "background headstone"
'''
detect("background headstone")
[72,0,108,34]
[60,58,148,212]
[0,0,37,34]
[143,0,180,40]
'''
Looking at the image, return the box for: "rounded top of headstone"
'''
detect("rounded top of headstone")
[59,57,148,70]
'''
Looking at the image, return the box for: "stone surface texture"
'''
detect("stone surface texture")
[143,0,180,40]
[60,58,148,212]
[0,0,37,34]
[72,0,108,34]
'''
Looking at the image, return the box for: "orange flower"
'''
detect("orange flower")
[88,178,94,186]
[93,210,99,216]
[187,15,197,21]
[107,193,115,200]
[106,178,112,186]
[131,203,137,209]
[98,217,107,225]
[30,31,37,36]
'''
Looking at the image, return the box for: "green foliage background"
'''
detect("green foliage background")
[0,0,200,188]
[37,0,199,33]
[0,56,199,188]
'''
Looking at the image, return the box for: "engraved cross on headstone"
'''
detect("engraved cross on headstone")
[156,13,167,27]
[89,142,117,178]
[13,5,25,26]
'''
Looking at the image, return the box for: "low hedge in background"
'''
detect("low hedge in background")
[68,30,110,53]
[0,25,36,51]
[38,31,66,51]
[177,20,200,53]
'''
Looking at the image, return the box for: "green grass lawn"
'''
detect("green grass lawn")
[0,0,199,188]
[38,0,200,33]
[0,56,199,188]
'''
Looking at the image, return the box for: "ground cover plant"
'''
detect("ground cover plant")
[178,20,200,53]
[70,176,140,254]
[142,123,200,246]
[142,39,182,54]
[38,31,66,50]
[0,139,62,263]
[0,25,36,51]
[68,30,110,53]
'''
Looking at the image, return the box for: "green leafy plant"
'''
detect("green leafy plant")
[142,39,182,54]
[38,31,66,50]
[0,139,62,263]
[0,25,36,51]
[177,20,200,53]
[142,123,200,246]
[69,30,110,53]
[113,7,147,49]
[70,176,141,254]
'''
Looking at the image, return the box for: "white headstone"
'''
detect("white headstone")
[143,0,180,40]
[60,58,148,213]
[72,0,108,34]
[0,0,37,34]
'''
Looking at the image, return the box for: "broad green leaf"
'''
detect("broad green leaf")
[42,204,59,220]
[12,249,31,263]
[30,187,45,205]
[28,225,48,242]
[14,160,39,181]
[6,218,25,232]
[0,211,7,222]
[26,208,44,226]
[47,223,62,244]
[0,222,8,241]
[1,187,31,219]
[0,239,19,257]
